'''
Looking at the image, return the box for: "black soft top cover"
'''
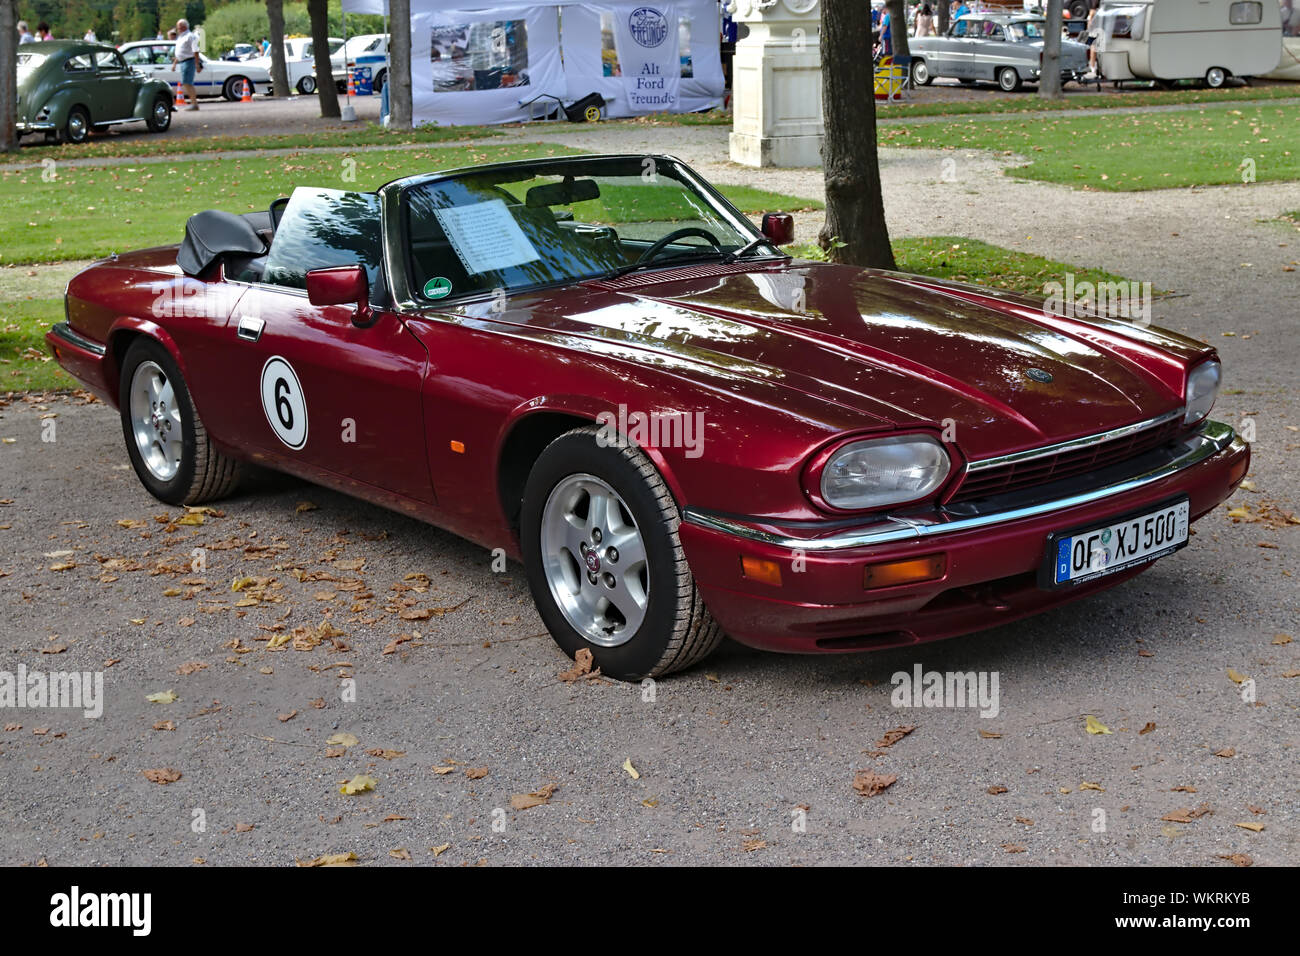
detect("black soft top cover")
[177,209,267,276]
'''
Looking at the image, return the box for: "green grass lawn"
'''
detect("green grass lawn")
[12,121,501,162]
[2,299,73,392]
[789,235,1141,297]
[878,82,1300,119]
[882,103,1300,190]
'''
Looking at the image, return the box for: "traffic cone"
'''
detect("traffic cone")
[174,83,187,108]
[240,78,252,103]
[345,68,355,98]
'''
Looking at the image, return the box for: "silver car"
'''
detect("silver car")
[909,15,1090,92]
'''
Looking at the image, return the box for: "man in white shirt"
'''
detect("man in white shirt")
[18,21,35,44]
[171,19,202,110]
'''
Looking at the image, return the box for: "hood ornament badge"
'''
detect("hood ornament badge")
[1025,368,1054,384]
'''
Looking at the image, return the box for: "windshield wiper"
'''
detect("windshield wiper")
[603,243,777,281]
[720,237,773,264]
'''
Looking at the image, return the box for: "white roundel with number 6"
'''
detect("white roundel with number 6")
[260,356,308,450]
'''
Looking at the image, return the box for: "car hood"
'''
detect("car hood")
[498,261,1197,461]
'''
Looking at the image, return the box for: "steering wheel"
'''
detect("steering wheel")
[635,227,723,266]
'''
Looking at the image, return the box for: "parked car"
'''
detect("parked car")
[47,155,1248,680]
[1094,0,1283,88]
[118,39,271,100]
[223,43,257,61]
[250,36,343,95]
[16,41,172,143]
[909,13,1091,90]
[331,33,388,92]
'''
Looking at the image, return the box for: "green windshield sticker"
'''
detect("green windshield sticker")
[423,276,453,299]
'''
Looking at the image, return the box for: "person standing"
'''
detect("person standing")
[36,22,52,41]
[18,20,34,43]
[172,19,202,110]
[915,4,935,38]
[83,28,97,42]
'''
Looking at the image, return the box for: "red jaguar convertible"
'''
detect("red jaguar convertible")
[48,155,1249,679]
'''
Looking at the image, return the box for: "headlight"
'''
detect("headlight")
[1184,360,1221,425]
[818,434,952,511]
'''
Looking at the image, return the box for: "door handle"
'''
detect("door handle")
[236,316,265,342]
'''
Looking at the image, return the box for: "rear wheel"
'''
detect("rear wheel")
[1205,67,1227,89]
[998,66,1022,92]
[297,74,316,94]
[520,427,723,680]
[146,96,171,132]
[911,58,933,86]
[59,106,90,144]
[119,338,242,505]
[223,75,250,100]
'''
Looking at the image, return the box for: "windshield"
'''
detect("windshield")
[402,157,768,302]
[340,35,383,58]
[1007,20,1046,40]
[17,52,48,83]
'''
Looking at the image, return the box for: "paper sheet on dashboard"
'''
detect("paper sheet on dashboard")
[432,199,540,275]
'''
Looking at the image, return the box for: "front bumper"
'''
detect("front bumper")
[680,421,1248,653]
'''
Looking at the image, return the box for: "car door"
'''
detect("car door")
[219,189,434,504]
[974,22,1010,81]
[92,50,139,119]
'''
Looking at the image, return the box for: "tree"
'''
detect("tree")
[1,0,16,152]
[819,0,895,269]
[389,0,411,128]
[885,0,909,60]
[266,0,290,97]
[937,0,949,37]
[307,0,339,117]
[1040,0,1064,100]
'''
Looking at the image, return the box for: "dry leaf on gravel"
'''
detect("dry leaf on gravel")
[1084,715,1112,735]
[1234,821,1265,832]
[1001,843,1026,854]
[277,711,297,723]
[389,848,412,861]
[875,725,917,749]
[1217,853,1253,867]
[510,783,558,810]
[1139,722,1157,735]
[465,766,488,780]
[339,774,377,795]
[365,748,406,760]
[142,768,181,785]
[852,771,897,797]
[1161,803,1213,823]
[987,785,1008,795]
[297,852,357,867]
[559,648,601,683]
[326,732,359,748]
[175,661,207,676]
[146,691,178,704]
[153,720,175,731]
[979,730,1002,739]
[623,757,640,780]
[1215,748,1236,758]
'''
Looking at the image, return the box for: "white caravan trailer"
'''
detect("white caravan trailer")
[1095,0,1283,87]
[1264,0,1299,79]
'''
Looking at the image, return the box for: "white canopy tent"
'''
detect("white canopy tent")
[346,0,724,126]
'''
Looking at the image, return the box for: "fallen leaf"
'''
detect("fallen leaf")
[235,823,255,833]
[142,768,181,785]
[297,852,357,867]
[987,784,1008,795]
[1227,668,1249,684]
[146,691,178,704]
[1139,722,1157,735]
[465,766,488,780]
[1215,748,1236,758]
[875,725,917,749]
[1217,853,1253,867]
[623,757,641,780]
[339,774,377,795]
[1272,634,1293,645]
[389,847,412,860]
[559,648,599,683]
[741,839,767,852]
[430,843,450,857]
[175,661,207,676]
[1234,821,1265,832]
[1001,843,1026,853]
[510,783,557,810]
[1084,715,1112,735]
[852,770,897,797]
[295,501,318,513]
[978,729,1002,739]
[277,711,297,723]
[327,732,359,748]
[1080,781,1105,791]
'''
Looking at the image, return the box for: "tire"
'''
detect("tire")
[297,75,316,95]
[146,96,171,132]
[374,68,387,93]
[997,66,1022,92]
[223,75,250,100]
[118,338,242,506]
[520,427,723,681]
[1205,67,1226,89]
[59,106,90,144]
[1067,0,1089,18]
[911,58,933,86]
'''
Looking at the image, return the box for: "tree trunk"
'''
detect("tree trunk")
[307,0,340,118]
[937,1,949,37]
[1040,0,1064,99]
[819,0,895,270]
[266,0,291,98]
[0,0,17,152]
[885,0,910,60]
[389,0,412,128]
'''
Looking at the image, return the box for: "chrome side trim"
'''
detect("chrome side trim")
[683,421,1241,553]
[964,407,1186,473]
[50,322,107,357]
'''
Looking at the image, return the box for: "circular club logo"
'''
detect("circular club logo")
[628,7,669,48]
[260,356,308,450]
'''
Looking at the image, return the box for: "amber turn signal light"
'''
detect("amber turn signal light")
[863,554,946,589]
[740,555,783,587]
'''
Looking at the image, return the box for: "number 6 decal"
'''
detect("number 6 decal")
[260,356,308,450]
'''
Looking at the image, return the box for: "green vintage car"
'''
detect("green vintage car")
[17,41,174,144]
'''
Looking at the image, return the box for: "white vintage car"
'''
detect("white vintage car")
[908,14,1090,91]
[249,36,343,95]
[118,39,271,100]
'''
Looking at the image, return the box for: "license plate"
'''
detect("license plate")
[1047,498,1189,586]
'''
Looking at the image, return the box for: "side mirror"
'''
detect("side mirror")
[761,212,795,246]
[306,264,374,328]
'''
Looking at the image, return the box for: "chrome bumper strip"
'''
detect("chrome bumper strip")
[50,322,107,357]
[964,407,1185,473]
[683,420,1242,553]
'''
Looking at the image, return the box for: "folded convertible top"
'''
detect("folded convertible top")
[177,209,267,276]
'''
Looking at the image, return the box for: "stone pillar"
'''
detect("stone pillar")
[728,0,823,168]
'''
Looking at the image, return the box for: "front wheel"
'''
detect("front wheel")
[998,67,1022,92]
[911,59,933,86]
[1205,67,1227,89]
[297,74,316,94]
[119,338,242,505]
[374,68,387,92]
[520,427,723,680]
[146,96,171,132]
[223,75,250,100]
